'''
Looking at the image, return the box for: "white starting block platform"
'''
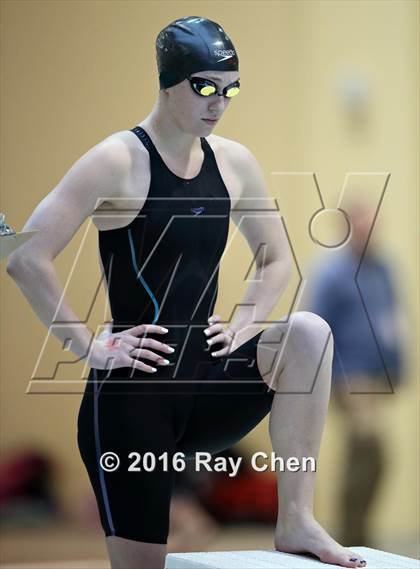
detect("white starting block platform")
[165,548,420,569]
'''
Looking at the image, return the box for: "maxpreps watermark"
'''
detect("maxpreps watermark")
[99,451,316,476]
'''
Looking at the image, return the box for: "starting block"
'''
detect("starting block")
[165,548,420,569]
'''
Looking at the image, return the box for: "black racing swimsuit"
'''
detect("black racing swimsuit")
[77,125,275,543]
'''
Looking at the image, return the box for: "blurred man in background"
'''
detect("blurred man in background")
[306,200,405,546]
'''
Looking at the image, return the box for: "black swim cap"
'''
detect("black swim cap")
[156,16,239,89]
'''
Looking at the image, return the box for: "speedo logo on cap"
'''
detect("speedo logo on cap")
[214,49,236,62]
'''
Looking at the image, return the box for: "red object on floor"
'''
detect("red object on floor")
[200,470,278,523]
[0,449,52,502]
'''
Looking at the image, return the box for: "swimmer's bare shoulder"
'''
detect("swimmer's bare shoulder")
[207,134,288,268]
[91,129,151,231]
[7,130,148,267]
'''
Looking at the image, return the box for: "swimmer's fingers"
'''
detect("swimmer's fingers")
[102,346,162,374]
[137,337,174,354]
[204,322,224,337]
[124,323,169,337]
[208,328,235,357]
[206,331,225,347]
[114,333,140,348]
[207,329,234,346]
[103,331,172,353]
[208,314,221,324]
[123,356,158,374]
[118,334,174,353]
[205,314,221,331]
[115,333,167,351]
[129,348,170,366]
[210,343,233,357]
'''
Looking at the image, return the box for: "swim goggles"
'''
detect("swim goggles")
[189,76,240,98]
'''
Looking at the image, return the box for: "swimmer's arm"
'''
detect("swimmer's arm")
[6,137,132,360]
[227,143,292,336]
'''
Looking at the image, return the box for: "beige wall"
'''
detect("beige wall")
[1,0,418,546]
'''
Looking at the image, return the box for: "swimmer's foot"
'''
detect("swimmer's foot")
[274,511,367,568]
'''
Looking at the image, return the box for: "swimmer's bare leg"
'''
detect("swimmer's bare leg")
[106,536,166,569]
[257,311,367,568]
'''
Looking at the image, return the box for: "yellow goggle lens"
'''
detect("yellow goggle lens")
[225,86,240,98]
[199,85,217,96]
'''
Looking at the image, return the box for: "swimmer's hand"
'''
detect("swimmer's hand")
[204,314,236,357]
[87,323,174,373]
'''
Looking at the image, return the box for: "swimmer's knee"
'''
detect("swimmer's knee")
[283,311,333,357]
[256,313,333,391]
[289,310,332,337]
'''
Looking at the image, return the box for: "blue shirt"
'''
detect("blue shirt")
[307,249,402,388]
